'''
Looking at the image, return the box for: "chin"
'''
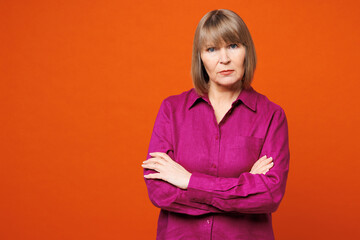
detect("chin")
[217,79,241,86]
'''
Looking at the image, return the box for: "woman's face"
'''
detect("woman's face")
[200,40,246,90]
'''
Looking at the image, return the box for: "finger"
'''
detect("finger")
[253,157,273,172]
[144,156,163,161]
[257,162,274,174]
[258,157,273,168]
[150,152,172,162]
[149,152,166,158]
[143,157,166,165]
[263,167,273,175]
[142,161,165,172]
[141,163,158,171]
[144,173,163,180]
[252,155,267,170]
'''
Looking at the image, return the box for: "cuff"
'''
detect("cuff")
[187,172,215,204]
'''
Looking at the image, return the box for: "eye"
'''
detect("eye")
[206,47,215,53]
[229,43,238,49]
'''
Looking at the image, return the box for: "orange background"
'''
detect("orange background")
[1,0,360,239]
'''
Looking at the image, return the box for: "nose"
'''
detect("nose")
[219,48,230,64]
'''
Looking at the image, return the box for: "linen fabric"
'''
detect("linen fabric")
[144,87,290,240]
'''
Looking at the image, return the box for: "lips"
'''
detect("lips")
[219,70,234,75]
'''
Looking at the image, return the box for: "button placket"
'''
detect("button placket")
[214,126,221,175]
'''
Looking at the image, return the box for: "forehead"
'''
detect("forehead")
[202,39,228,48]
[199,25,241,48]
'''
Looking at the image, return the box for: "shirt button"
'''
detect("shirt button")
[207,220,210,224]
[211,163,217,168]
[215,135,219,140]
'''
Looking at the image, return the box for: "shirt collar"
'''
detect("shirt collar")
[188,87,257,112]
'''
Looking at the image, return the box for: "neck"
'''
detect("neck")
[208,82,242,106]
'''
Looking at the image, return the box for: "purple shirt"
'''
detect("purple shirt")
[144,87,290,240]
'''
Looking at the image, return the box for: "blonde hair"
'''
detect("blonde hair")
[191,9,257,95]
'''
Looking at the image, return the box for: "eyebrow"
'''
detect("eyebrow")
[203,45,214,49]
[203,43,215,47]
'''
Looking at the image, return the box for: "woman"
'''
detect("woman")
[142,9,289,240]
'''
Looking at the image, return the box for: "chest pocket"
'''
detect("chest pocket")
[232,135,264,152]
[222,135,264,176]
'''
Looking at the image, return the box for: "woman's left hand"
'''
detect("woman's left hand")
[142,152,192,189]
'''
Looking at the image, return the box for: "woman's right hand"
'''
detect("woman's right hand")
[250,155,274,175]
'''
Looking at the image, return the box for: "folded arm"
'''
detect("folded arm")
[185,108,290,214]
[143,100,289,215]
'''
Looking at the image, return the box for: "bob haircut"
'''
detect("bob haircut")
[191,9,257,95]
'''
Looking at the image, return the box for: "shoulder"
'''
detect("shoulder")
[252,88,286,118]
[161,88,197,111]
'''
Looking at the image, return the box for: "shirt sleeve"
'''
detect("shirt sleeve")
[144,99,223,216]
[186,107,290,214]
